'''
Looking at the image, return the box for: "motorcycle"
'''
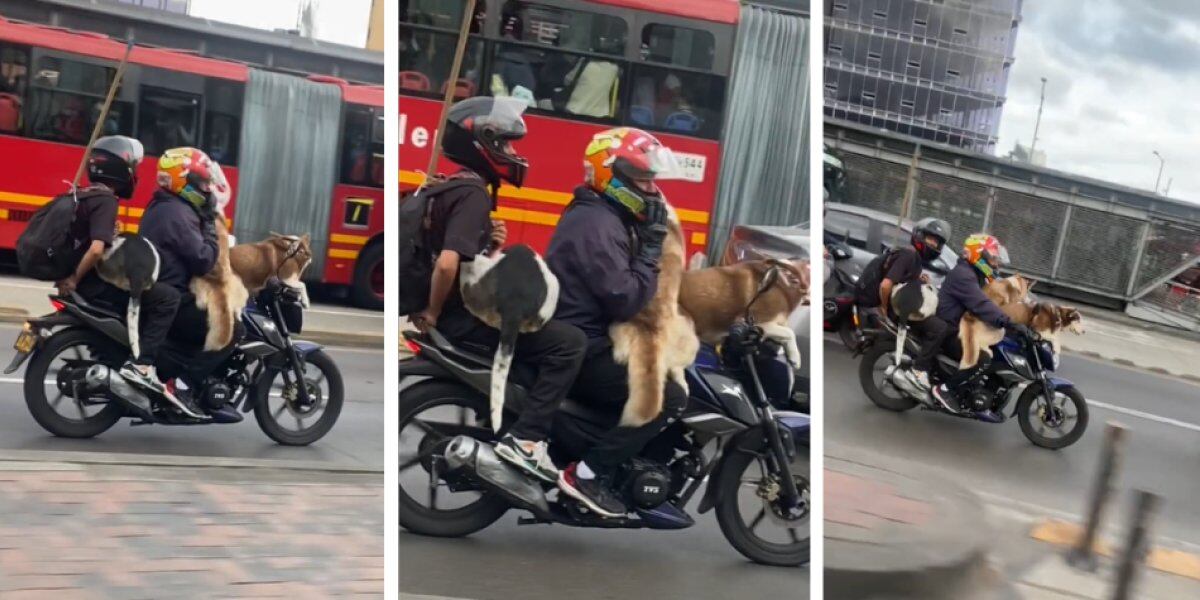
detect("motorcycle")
[822,239,864,351]
[6,280,344,445]
[398,320,810,566]
[855,317,1089,450]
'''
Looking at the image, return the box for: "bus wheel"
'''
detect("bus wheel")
[351,241,384,310]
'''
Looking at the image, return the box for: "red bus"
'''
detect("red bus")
[0,14,385,308]
[400,0,739,257]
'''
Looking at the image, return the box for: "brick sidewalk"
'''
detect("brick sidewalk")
[0,461,382,598]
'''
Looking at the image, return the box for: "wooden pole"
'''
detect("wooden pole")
[72,40,135,189]
[423,0,478,180]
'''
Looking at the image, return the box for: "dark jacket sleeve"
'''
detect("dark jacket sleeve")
[953,268,1009,328]
[168,205,219,277]
[576,217,659,322]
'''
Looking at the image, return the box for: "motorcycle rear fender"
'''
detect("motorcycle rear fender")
[292,341,323,357]
[4,313,84,374]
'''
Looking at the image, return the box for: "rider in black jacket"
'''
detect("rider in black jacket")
[930,234,1031,418]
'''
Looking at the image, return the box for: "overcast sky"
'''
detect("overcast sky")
[995,0,1200,202]
[189,0,371,47]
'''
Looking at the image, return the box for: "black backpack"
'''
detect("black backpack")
[16,189,88,281]
[854,246,901,307]
[398,178,488,316]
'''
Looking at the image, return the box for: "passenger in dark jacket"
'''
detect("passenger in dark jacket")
[936,260,1010,331]
[545,127,686,519]
[140,189,218,293]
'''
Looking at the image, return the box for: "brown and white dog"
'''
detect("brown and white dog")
[609,205,700,428]
[959,275,1084,368]
[229,233,313,302]
[189,216,250,351]
[678,258,809,368]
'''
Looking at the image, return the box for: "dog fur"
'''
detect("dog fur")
[95,233,161,358]
[609,205,700,428]
[189,216,250,351]
[459,244,559,433]
[229,232,313,305]
[958,275,1083,368]
[678,258,809,368]
[890,281,938,323]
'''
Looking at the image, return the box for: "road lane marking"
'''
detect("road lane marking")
[1088,400,1200,433]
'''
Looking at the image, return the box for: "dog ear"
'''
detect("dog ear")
[301,233,311,244]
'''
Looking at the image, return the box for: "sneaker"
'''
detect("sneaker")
[909,369,932,392]
[494,435,558,484]
[557,462,627,519]
[118,362,206,419]
[931,384,960,413]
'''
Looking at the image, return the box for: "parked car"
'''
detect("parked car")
[824,203,958,287]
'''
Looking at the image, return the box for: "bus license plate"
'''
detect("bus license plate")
[13,330,36,354]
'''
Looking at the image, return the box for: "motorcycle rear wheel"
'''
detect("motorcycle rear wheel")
[24,329,124,438]
[858,344,918,412]
[715,445,810,567]
[398,380,509,537]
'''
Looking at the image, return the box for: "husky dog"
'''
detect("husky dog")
[961,300,1084,368]
[679,258,809,368]
[189,215,250,351]
[229,232,313,304]
[609,205,700,427]
[95,233,160,358]
[459,244,560,433]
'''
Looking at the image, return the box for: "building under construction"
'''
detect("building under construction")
[824,0,1021,153]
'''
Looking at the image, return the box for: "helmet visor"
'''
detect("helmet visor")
[644,145,685,181]
[484,96,528,137]
[991,244,1011,267]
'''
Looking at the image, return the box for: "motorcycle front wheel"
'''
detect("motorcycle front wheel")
[253,349,344,446]
[1016,385,1089,450]
[715,444,810,567]
[23,328,124,438]
[858,344,918,412]
[398,380,508,537]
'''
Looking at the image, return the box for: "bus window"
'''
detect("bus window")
[27,55,133,144]
[341,104,383,188]
[138,86,200,156]
[0,45,28,134]
[203,78,242,164]
[641,23,715,70]
[400,0,486,97]
[490,3,627,119]
[628,64,725,139]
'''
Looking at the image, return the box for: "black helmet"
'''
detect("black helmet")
[87,135,144,199]
[442,96,529,187]
[911,217,950,261]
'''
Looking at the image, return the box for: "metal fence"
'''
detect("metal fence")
[826,120,1200,316]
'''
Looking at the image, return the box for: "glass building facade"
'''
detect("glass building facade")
[824,0,1022,153]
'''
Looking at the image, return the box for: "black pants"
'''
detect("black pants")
[440,305,586,442]
[169,291,211,348]
[571,341,688,474]
[910,315,953,372]
[77,273,180,366]
[940,332,990,392]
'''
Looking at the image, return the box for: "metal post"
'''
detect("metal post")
[1152,151,1165,194]
[1067,422,1127,572]
[1049,204,1074,280]
[1111,490,1162,600]
[899,144,921,223]
[1124,221,1152,299]
[1030,77,1046,155]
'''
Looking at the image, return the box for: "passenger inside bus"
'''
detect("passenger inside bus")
[0,47,26,133]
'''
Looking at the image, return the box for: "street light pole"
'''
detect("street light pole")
[1029,77,1047,156]
[1152,151,1165,194]
[1164,178,1173,197]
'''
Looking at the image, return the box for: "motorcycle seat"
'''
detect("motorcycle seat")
[66,292,124,321]
[427,329,493,367]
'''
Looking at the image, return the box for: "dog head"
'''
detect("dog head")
[266,232,312,284]
[1030,303,1085,335]
[755,259,811,309]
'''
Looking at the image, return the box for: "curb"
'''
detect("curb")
[1063,347,1200,384]
[1030,519,1200,582]
[0,448,383,475]
[0,307,382,349]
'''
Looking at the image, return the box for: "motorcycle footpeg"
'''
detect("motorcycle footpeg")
[444,436,553,518]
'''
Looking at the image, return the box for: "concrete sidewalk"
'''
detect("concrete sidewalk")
[1059,306,1200,382]
[0,455,382,598]
[0,275,383,348]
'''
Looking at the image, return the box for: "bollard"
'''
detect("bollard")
[1067,421,1127,571]
[1111,490,1161,600]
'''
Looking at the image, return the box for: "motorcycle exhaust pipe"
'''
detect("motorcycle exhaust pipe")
[444,436,552,518]
[84,365,154,420]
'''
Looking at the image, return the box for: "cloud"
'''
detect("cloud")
[996,0,1200,201]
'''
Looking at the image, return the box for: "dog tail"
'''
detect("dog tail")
[620,333,665,428]
[489,319,519,434]
[127,296,141,359]
[959,319,979,369]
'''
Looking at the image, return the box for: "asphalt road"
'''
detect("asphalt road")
[824,338,1200,547]
[0,323,384,470]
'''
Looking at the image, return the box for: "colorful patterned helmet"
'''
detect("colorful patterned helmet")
[156,147,218,209]
[583,127,681,218]
[962,233,1010,281]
